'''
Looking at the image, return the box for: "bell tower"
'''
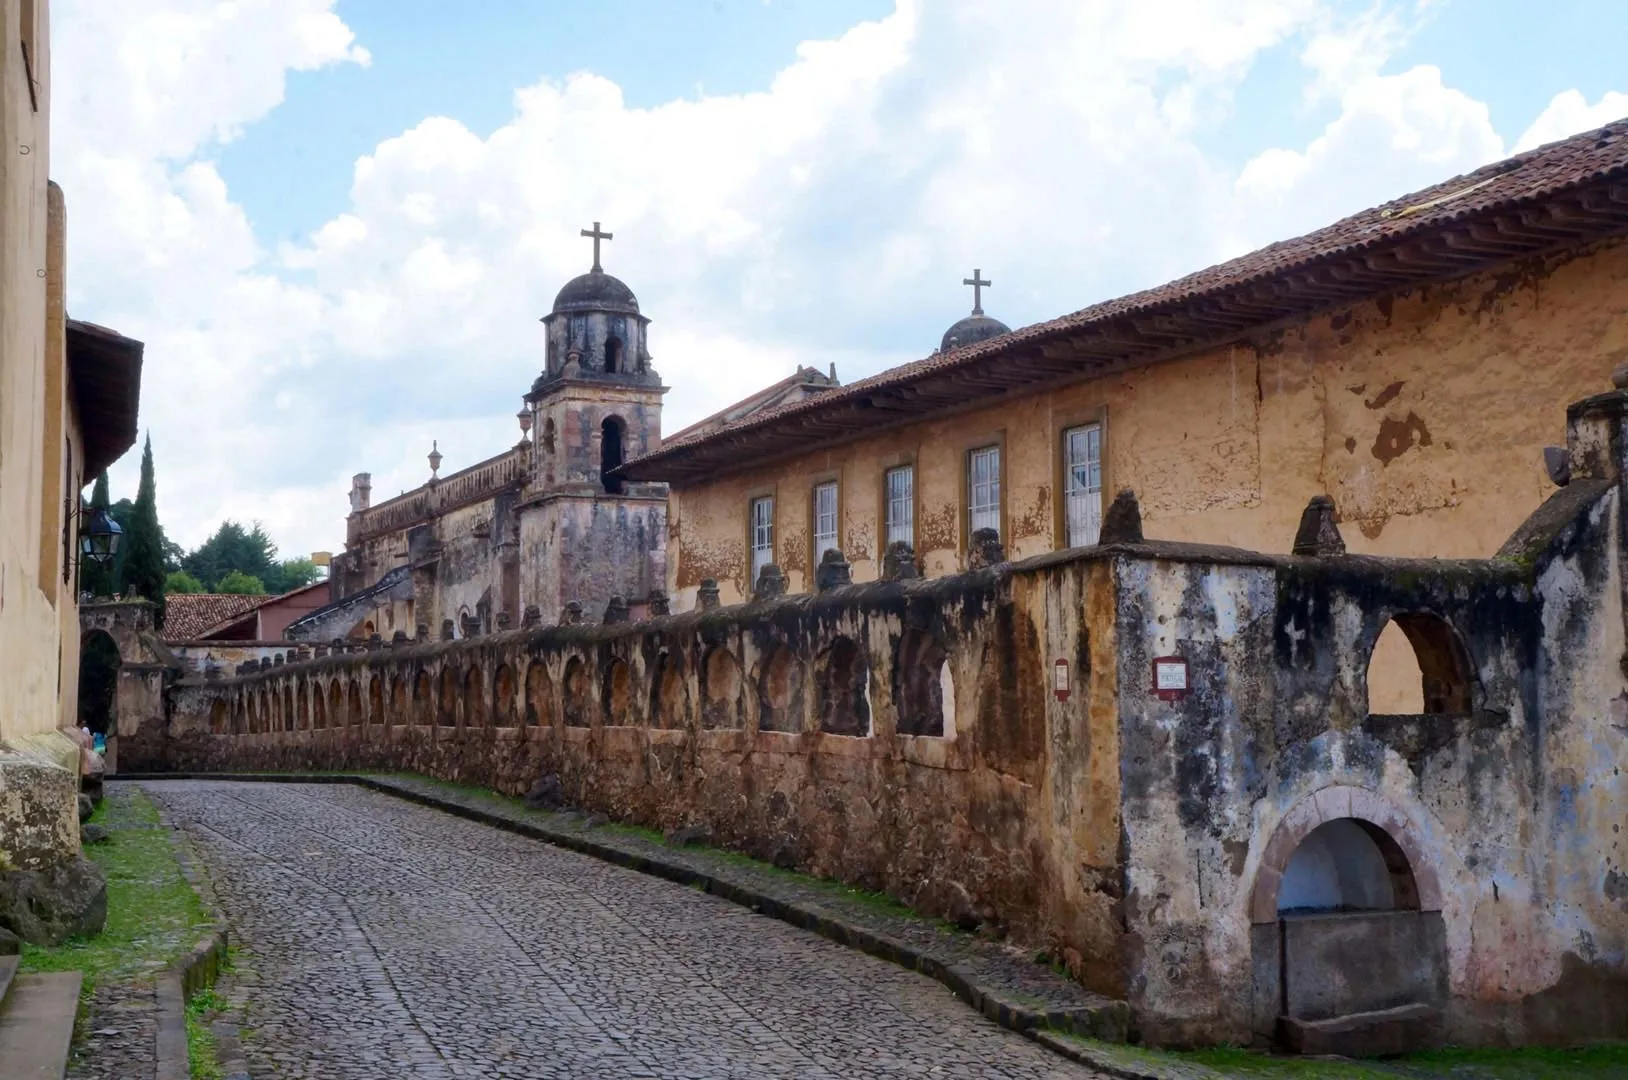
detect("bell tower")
[517,223,668,623]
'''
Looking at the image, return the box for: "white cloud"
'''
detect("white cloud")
[48,0,1625,564]
[1514,89,1628,155]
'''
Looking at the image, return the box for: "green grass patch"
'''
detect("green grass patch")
[186,988,227,1080]
[17,787,214,995]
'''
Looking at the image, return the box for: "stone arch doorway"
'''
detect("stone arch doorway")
[1249,786,1447,1056]
[77,628,121,737]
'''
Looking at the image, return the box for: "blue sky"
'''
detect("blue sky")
[49,0,1628,557]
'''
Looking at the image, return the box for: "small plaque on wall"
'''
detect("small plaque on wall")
[1152,655,1189,702]
[1053,658,1070,702]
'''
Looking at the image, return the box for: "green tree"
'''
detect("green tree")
[216,569,267,595]
[265,557,322,594]
[122,435,167,624]
[164,569,206,594]
[183,520,278,591]
[81,471,116,599]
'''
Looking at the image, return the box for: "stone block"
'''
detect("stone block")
[882,541,918,581]
[0,749,80,871]
[0,854,108,946]
[1292,495,1347,556]
[697,579,721,610]
[1278,1003,1443,1057]
[1313,785,1352,823]
[1281,910,1448,1022]
[814,549,852,592]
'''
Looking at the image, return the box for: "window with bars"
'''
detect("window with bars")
[812,482,838,562]
[967,445,1001,539]
[884,465,914,547]
[750,496,775,583]
[1063,423,1103,547]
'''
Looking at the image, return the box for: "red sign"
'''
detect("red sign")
[1053,658,1070,702]
[1152,655,1189,702]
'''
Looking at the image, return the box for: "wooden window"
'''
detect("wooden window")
[884,465,913,547]
[750,495,775,583]
[812,481,838,563]
[967,445,1001,539]
[1063,423,1103,547]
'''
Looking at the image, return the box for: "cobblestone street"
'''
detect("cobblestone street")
[142,780,1104,1080]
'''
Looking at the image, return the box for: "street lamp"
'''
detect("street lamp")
[78,505,123,565]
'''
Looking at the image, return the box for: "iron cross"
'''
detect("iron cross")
[963,268,991,315]
[581,221,613,272]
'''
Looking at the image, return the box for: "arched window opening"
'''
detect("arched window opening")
[493,664,517,727]
[757,645,801,733]
[464,666,486,729]
[1366,612,1472,716]
[563,657,590,727]
[439,668,459,727]
[1278,818,1421,915]
[649,652,688,729]
[603,658,633,726]
[605,335,624,374]
[600,416,626,494]
[702,647,744,730]
[817,636,870,737]
[894,628,950,737]
[525,661,553,727]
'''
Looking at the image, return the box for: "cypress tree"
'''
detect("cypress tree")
[123,434,167,627]
[82,471,115,598]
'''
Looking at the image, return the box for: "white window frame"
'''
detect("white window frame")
[1063,423,1103,547]
[884,465,914,547]
[967,445,1001,539]
[750,496,775,583]
[812,481,839,563]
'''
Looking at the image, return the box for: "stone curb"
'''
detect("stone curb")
[153,798,233,1080]
[117,771,1130,1060]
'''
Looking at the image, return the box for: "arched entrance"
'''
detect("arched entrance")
[1249,786,1447,1056]
[77,629,121,738]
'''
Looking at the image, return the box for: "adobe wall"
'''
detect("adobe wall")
[1112,473,1628,1046]
[162,554,1130,995]
[666,238,1628,626]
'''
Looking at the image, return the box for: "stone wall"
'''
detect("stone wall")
[164,555,1129,996]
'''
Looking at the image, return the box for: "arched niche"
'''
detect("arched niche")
[525,660,553,727]
[328,682,343,729]
[412,670,433,726]
[562,656,591,727]
[894,627,951,737]
[649,651,688,730]
[1366,611,1474,716]
[816,636,870,737]
[700,646,743,730]
[347,682,363,729]
[756,644,802,733]
[463,666,487,729]
[438,668,459,727]
[601,416,627,495]
[493,664,517,727]
[603,657,633,726]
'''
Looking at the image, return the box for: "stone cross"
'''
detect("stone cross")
[581,221,612,272]
[963,268,991,316]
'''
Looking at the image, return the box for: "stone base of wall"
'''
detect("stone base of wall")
[0,736,82,870]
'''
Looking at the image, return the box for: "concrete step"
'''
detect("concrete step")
[0,954,18,1008]
[1278,1002,1443,1057]
[0,970,83,1079]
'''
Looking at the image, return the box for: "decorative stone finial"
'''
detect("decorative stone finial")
[752,563,787,601]
[331,638,346,655]
[368,633,383,651]
[1543,446,1572,487]
[1292,495,1346,557]
[967,528,1005,570]
[882,541,918,581]
[1612,361,1628,390]
[603,596,630,624]
[560,601,583,626]
[460,613,481,639]
[814,548,852,592]
[273,653,285,666]
[698,579,721,610]
[416,623,430,643]
[314,644,329,659]
[647,589,671,617]
[205,664,220,682]
[428,440,443,479]
[1100,489,1144,545]
[522,605,542,629]
[391,629,410,647]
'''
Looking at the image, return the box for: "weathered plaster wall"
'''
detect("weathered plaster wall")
[520,493,667,624]
[667,240,1628,621]
[1111,474,1627,1047]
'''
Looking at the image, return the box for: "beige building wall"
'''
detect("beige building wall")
[0,0,81,752]
[667,238,1628,706]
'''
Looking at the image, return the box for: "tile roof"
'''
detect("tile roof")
[163,593,273,641]
[623,119,1628,485]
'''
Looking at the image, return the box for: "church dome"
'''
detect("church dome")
[940,314,1011,353]
[552,270,640,317]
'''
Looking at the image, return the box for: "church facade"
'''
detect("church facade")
[301,225,676,643]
